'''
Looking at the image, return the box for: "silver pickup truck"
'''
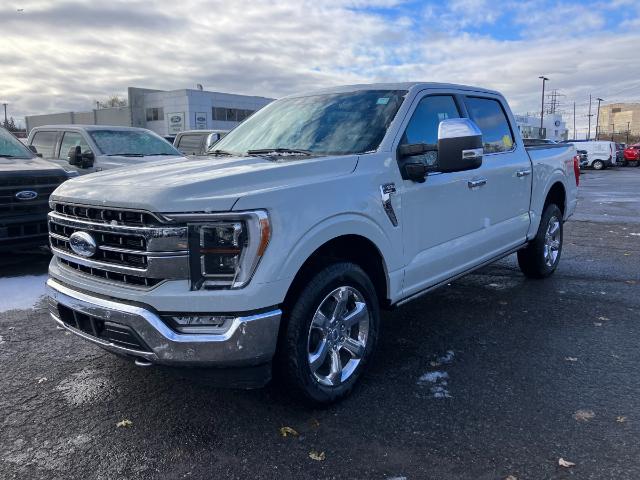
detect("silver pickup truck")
[47,83,579,404]
[27,125,185,175]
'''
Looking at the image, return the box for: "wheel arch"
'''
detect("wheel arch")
[280,217,395,311]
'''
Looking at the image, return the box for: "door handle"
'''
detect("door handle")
[516,169,531,177]
[467,178,487,189]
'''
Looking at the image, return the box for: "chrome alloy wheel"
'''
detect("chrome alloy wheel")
[307,286,370,387]
[543,215,561,267]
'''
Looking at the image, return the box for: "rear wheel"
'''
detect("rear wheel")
[518,204,563,279]
[592,160,604,170]
[278,262,380,405]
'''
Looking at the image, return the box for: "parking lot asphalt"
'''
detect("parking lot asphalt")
[1,167,639,480]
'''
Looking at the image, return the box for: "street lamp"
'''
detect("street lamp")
[539,76,549,138]
[595,98,604,140]
[1,101,7,126]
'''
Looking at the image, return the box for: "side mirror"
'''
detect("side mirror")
[68,146,94,168]
[205,133,220,150]
[28,145,43,158]
[81,151,95,168]
[68,146,82,166]
[437,118,483,173]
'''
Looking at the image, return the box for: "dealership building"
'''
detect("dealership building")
[25,86,274,135]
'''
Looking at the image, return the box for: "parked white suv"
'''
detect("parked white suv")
[27,125,186,174]
[47,83,579,404]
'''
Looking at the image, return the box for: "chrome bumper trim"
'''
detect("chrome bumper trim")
[47,278,281,366]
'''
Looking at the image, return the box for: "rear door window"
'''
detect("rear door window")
[464,97,514,154]
[176,134,205,154]
[30,131,58,158]
[59,131,92,158]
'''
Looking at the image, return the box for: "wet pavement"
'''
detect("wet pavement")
[1,167,639,479]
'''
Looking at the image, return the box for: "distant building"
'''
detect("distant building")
[25,87,274,135]
[514,112,568,142]
[598,103,640,138]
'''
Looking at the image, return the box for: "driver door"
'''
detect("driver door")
[398,93,492,297]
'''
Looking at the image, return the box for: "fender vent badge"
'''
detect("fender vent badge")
[380,183,398,227]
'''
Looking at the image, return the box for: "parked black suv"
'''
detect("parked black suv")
[0,127,70,251]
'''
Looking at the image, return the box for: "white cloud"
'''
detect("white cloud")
[1,0,638,138]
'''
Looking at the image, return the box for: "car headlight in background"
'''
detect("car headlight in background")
[168,210,270,290]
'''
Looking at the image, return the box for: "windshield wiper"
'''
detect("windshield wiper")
[106,153,144,157]
[247,148,312,157]
[150,152,178,156]
[207,149,235,156]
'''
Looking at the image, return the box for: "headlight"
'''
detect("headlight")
[170,210,270,290]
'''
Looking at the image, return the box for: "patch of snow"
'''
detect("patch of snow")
[0,274,48,313]
[418,371,449,384]
[418,370,452,398]
[630,233,640,236]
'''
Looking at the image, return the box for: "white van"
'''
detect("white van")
[567,140,615,170]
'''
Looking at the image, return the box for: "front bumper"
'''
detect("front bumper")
[47,278,281,368]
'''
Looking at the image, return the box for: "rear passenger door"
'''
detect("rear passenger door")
[176,134,205,155]
[29,130,59,160]
[463,96,532,253]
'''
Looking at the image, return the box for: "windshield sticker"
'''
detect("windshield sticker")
[377,97,390,105]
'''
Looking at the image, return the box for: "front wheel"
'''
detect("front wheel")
[278,262,379,405]
[518,204,563,279]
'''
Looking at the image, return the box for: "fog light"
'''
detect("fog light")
[165,315,234,334]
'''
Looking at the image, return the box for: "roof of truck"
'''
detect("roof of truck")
[286,82,502,98]
[30,125,150,132]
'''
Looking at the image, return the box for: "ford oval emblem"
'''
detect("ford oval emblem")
[170,115,181,123]
[69,231,97,258]
[15,190,38,201]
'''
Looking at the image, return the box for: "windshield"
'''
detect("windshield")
[0,128,33,159]
[88,130,181,156]
[211,90,407,156]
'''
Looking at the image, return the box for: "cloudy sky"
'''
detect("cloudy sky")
[2,0,640,136]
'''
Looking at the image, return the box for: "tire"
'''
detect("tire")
[592,160,604,170]
[631,161,639,167]
[517,203,563,279]
[277,262,380,405]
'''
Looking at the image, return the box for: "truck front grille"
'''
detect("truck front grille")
[49,203,189,288]
[0,176,66,219]
[57,303,151,352]
[52,202,163,227]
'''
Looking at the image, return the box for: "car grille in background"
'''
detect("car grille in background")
[57,303,151,352]
[0,176,65,219]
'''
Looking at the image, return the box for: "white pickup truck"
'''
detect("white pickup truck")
[47,83,579,404]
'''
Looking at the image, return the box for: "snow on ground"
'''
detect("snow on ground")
[0,274,48,313]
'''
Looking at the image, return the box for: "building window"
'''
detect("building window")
[146,107,164,122]
[212,107,255,122]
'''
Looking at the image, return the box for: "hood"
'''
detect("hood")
[0,156,68,176]
[51,154,358,213]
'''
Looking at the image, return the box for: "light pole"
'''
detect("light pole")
[539,76,549,138]
[611,123,615,142]
[595,97,604,140]
[587,95,593,140]
[627,121,631,144]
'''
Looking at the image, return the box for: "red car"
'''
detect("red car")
[623,144,640,167]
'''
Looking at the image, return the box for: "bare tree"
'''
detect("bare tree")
[96,95,127,109]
